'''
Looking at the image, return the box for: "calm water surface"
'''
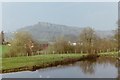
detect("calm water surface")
[2,57,118,78]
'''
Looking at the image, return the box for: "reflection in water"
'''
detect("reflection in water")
[78,59,96,75]
[78,57,118,75]
[2,57,118,78]
[97,57,118,67]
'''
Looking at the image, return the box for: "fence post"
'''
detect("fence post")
[81,51,83,54]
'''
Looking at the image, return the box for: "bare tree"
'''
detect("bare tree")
[53,36,74,54]
[9,31,35,56]
[79,27,98,54]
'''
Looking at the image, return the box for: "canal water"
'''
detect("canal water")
[2,57,118,78]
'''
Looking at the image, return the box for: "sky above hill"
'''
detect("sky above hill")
[2,2,118,32]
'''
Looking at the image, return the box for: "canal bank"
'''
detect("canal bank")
[1,54,88,73]
[1,52,118,73]
[2,56,118,78]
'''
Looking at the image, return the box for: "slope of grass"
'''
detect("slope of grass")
[0,45,10,57]
[0,45,10,53]
[99,51,118,57]
[2,54,86,70]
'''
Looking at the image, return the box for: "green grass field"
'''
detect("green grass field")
[0,45,118,71]
[0,45,10,53]
[2,54,86,70]
[99,51,118,57]
[0,45,10,57]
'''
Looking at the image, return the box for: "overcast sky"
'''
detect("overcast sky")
[2,2,118,32]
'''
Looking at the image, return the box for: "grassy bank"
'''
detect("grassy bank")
[99,51,118,57]
[2,52,118,70]
[1,45,118,73]
[0,45,10,57]
[2,54,87,73]
[0,45,9,53]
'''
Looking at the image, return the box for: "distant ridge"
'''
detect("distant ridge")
[5,22,115,42]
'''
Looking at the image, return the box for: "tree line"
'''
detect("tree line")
[3,27,118,57]
[46,27,118,54]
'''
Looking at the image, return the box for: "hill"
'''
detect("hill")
[5,22,115,42]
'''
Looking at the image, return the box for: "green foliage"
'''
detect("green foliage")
[3,31,40,58]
